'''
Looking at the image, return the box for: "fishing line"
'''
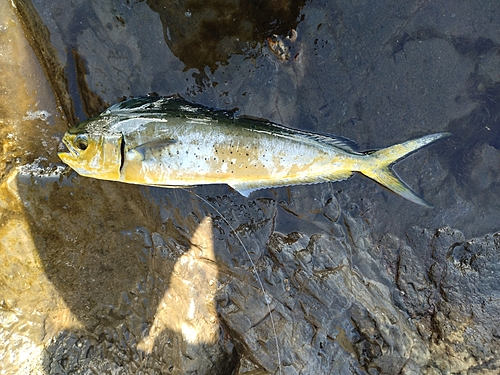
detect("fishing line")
[182,188,283,375]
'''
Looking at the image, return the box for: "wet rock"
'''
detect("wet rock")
[379,226,500,373]
[147,0,306,74]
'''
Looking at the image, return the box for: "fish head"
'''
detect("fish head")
[58,116,123,181]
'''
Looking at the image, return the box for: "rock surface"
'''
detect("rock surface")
[0,0,499,374]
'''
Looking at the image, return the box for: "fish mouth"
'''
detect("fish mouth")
[58,135,79,164]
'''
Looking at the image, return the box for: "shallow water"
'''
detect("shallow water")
[1,0,500,374]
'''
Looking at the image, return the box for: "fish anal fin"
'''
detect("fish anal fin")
[324,171,353,182]
[228,171,354,197]
[149,184,197,189]
[227,183,261,197]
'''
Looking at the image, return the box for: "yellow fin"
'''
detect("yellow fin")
[360,132,451,207]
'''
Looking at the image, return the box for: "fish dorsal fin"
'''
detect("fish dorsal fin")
[106,95,237,120]
[238,115,361,154]
[304,132,360,153]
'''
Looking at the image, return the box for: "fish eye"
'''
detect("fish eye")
[75,134,88,150]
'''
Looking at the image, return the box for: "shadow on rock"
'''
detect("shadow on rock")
[15,174,237,374]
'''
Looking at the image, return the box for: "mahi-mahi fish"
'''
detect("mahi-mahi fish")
[58,96,450,206]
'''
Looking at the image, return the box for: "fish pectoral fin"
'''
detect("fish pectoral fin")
[129,139,177,159]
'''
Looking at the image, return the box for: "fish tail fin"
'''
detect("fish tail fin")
[359,132,451,207]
